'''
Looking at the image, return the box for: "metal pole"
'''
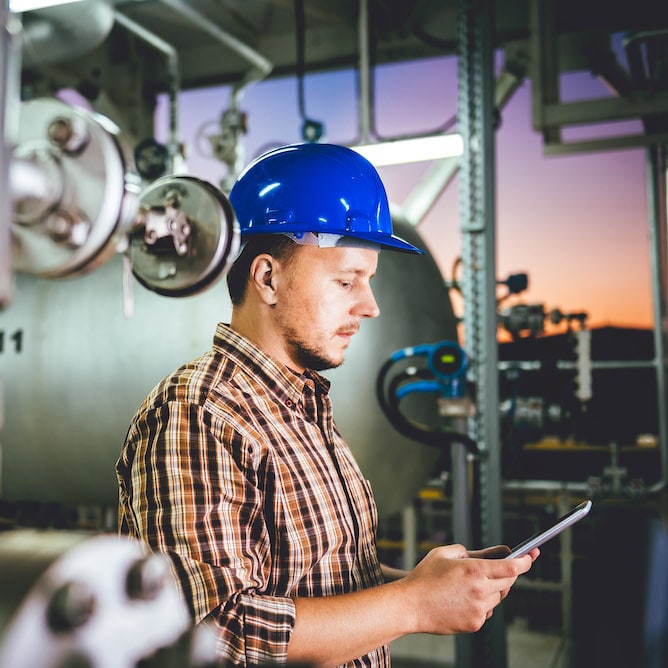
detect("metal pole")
[161,0,272,108]
[646,145,668,494]
[401,503,417,571]
[451,432,475,668]
[458,0,506,665]
[558,492,574,667]
[357,0,371,145]
[0,0,17,309]
[113,11,181,173]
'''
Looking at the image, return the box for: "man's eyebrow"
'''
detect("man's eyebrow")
[337,267,376,278]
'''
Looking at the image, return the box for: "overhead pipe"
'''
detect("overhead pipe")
[356,0,457,148]
[160,0,272,111]
[646,145,668,495]
[0,2,20,309]
[354,2,527,228]
[19,0,114,67]
[113,11,181,174]
[357,0,371,145]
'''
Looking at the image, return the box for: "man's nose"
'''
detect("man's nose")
[356,287,380,319]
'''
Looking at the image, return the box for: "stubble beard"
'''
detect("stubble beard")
[283,325,344,372]
[288,336,343,372]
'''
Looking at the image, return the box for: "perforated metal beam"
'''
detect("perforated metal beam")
[458,0,507,665]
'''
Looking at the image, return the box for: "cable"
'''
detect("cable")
[364,2,458,143]
[294,0,307,121]
[293,0,324,142]
[376,357,480,455]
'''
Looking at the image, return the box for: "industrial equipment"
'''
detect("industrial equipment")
[377,339,482,668]
[0,530,219,668]
[10,97,240,296]
[376,339,476,453]
[0,214,453,518]
[11,97,141,279]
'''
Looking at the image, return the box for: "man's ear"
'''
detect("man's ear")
[249,253,278,306]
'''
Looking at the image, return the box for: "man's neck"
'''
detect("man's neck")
[230,306,304,373]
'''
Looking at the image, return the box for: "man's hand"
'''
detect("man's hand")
[288,544,538,666]
[396,544,537,635]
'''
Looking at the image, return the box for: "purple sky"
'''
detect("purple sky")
[156,54,653,334]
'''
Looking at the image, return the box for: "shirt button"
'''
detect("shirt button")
[286,399,293,408]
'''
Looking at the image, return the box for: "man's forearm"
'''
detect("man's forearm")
[286,545,537,666]
[381,563,409,582]
[287,579,415,667]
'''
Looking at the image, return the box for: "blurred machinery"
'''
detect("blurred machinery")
[0,10,244,664]
[376,276,665,667]
[376,340,474,451]
[491,266,662,493]
[499,324,662,491]
[446,260,662,492]
[0,530,219,668]
[10,97,239,295]
[375,287,662,495]
[376,339,482,668]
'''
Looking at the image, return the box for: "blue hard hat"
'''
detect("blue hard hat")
[229,143,424,254]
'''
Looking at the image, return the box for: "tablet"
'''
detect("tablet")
[506,499,593,559]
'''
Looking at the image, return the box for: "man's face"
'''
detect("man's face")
[273,245,380,371]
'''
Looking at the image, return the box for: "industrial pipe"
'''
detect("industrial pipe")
[0,2,19,308]
[161,0,272,110]
[113,11,182,174]
[19,0,114,67]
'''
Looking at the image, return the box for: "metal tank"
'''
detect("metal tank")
[0,218,457,518]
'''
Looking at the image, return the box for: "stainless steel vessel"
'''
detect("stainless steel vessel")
[0,220,457,517]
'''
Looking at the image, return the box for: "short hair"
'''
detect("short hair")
[226,234,299,305]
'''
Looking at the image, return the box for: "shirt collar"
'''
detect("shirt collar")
[212,323,331,403]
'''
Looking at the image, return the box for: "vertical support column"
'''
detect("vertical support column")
[401,503,417,571]
[0,0,16,500]
[357,0,372,145]
[558,493,574,668]
[458,1,507,666]
[451,435,475,668]
[528,0,560,144]
[647,145,668,492]
[0,0,16,309]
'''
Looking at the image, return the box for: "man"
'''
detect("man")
[116,143,537,668]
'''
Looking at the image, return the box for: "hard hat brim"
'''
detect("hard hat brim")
[241,227,424,254]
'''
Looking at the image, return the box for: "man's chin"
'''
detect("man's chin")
[308,351,345,372]
[312,358,344,372]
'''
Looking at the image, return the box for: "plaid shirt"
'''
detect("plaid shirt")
[116,323,388,667]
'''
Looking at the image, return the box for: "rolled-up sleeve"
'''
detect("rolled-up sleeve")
[117,401,296,666]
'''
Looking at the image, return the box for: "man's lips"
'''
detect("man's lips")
[336,326,359,340]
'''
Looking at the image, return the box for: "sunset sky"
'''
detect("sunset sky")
[156,53,654,336]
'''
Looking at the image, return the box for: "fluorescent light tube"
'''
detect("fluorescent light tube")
[350,133,464,166]
[10,0,87,12]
